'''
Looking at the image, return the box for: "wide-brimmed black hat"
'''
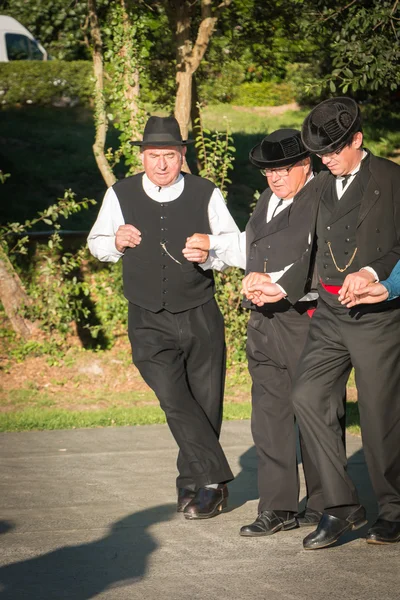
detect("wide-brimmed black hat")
[249,129,310,169]
[302,97,361,154]
[130,116,194,146]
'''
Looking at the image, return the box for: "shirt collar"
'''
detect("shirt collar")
[142,172,184,192]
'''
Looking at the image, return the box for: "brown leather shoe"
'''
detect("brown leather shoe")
[177,488,196,512]
[183,485,228,520]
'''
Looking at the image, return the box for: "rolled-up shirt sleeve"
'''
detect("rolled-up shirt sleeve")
[87,187,125,263]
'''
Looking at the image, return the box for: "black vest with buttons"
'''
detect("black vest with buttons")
[113,173,215,313]
[243,182,316,309]
[316,155,372,286]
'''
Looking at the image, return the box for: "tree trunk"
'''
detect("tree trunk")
[88,0,116,188]
[0,248,32,339]
[120,0,141,143]
[170,0,232,153]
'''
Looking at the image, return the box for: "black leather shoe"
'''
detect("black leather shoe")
[177,488,196,513]
[240,511,298,537]
[366,519,400,544]
[183,485,228,519]
[296,507,323,527]
[303,505,367,550]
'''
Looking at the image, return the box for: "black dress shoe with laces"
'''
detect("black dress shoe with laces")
[183,485,228,520]
[303,505,367,550]
[366,519,400,544]
[177,488,196,512]
[240,510,298,537]
[296,507,323,527]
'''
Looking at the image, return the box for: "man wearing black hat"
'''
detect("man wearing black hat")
[88,116,239,519]
[186,129,347,536]
[255,97,400,549]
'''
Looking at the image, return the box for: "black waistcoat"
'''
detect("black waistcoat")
[316,156,371,286]
[114,173,215,313]
[243,182,316,309]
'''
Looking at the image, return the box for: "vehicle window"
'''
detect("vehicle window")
[5,33,44,61]
[28,38,44,60]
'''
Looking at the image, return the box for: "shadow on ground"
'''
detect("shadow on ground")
[0,504,175,600]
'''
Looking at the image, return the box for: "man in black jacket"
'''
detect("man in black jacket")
[88,116,236,519]
[249,98,400,548]
[186,129,347,536]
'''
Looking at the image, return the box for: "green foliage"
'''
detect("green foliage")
[300,0,400,96]
[233,82,295,107]
[1,190,97,340]
[101,3,148,175]
[0,61,94,106]
[194,104,236,197]
[198,61,246,104]
[215,269,248,366]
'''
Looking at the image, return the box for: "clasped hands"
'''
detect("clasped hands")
[115,226,209,263]
[338,270,388,307]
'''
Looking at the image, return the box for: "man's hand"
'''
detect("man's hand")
[340,282,389,307]
[182,247,209,264]
[115,224,142,253]
[185,233,210,251]
[338,269,376,304]
[241,272,284,305]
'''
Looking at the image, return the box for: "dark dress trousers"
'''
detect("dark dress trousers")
[244,183,346,513]
[113,173,234,490]
[290,152,400,521]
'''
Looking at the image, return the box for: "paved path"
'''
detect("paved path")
[0,421,398,600]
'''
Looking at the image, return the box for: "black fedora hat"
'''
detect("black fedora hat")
[301,97,361,154]
[249,129,310,169]
[130,116,194,146]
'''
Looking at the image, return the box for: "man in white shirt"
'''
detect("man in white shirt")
[88,116,239,519]
[186,129,347,537]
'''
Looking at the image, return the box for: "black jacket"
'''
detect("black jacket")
[282,151,400,304]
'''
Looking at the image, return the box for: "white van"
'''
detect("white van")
[0,15,48,61]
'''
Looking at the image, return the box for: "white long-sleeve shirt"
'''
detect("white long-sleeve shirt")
[87,173,240,271]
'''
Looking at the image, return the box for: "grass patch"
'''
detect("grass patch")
[0,402,254,433]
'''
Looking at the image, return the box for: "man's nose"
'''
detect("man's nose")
[158,156,167,169]
[270,171,281,182]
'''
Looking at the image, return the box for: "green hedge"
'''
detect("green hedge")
[0,60,94,106]
[232,81,295,107]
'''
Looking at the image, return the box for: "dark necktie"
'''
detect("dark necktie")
[270,198,283,220]
[341,174,351,190]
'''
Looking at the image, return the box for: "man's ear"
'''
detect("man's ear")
[181,146,187,158]
[353,132,363,149]
[139,151,145,166]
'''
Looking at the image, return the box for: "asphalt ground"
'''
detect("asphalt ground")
[0,420,399,600]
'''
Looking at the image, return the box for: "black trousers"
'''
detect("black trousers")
[247,300,347,513]
[128,298,234,490]
[292,292,400,521]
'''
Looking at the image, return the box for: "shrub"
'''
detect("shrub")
[232,81,295,107]
[198,61,246,104]
[0,61,94,106]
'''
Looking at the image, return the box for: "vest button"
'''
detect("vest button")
[344,251,349,255]
[376,228,380,233]
[345,225,350,229]
[162,277,168,282]
[162,251,167,256]
[267,245,271,249]
[324,251,329,257]
[345,238,350,242]
[161,264,167,269]
[377,247,382,252]
[162,290,168,294]
[253,242,257,247]
[326,226,331,231]
[162,301,168,307]
[160,215,166,220]
[326,276,330,281]
[323,264,328,269]
[161,228,167,232]
[161,238,167,244]
[374,190,379,195]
